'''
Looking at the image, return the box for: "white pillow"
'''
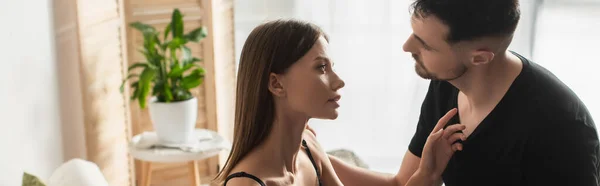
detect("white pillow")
[47,159,108,186]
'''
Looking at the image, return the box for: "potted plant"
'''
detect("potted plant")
[121,8,207,144]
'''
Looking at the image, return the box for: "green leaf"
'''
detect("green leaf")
[126,74,139,79]
[181,46,192,63]
[138,83,149,108]
[130,22,156,34]
[184,27,207,42]
[138,49,151,60]
[168,63,183,78]
[184,57,202,65]
[171,9,184,39]
[164,22,172,40]
[181,78,203,89]
[22,172,46,186]
[168,62,197,78]
[181,68,205,89]
[130,81,139,88]
[142,33,159,62]
[130,87,139,100]
[163,83,173,102]
[127,62,153,72]
[137,68,156,108]
[119,74,139,93]
[172,87,193,101]
[120,83,125,93]
[154,34,162,46]
[160,41,169,51]
[141,46,161,67]
[167,37,185,50]
[194,67,206,77]
[152,81,164,96]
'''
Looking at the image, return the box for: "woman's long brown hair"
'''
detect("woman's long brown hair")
[214,19,327,184]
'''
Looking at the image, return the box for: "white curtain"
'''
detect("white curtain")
[531,0,600,128]
[234,0,600,173]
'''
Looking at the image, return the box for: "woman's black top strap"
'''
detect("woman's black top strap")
[302,139,323,186]
[224,172,266,186]
[224,140,322,186]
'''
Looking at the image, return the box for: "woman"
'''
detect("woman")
[214,19,466,186]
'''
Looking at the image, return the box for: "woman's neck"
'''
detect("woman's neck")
[260,108,309,175]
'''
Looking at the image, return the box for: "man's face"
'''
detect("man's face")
[402,15,469,81]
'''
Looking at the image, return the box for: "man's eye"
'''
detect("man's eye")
[423,45,433,51]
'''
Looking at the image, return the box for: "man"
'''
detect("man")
[326,0,600,185]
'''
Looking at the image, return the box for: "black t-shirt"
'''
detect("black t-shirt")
[408,52,600,186]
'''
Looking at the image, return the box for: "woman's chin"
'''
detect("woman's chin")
[318,111,339,120]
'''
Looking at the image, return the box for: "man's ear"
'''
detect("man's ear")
[471,49,495,66]
[268,73,285,97]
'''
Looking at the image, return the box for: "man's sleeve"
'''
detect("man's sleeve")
[523,119,600,185]
[408,81,440,158]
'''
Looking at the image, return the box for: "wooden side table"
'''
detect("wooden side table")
[129,129,230,186]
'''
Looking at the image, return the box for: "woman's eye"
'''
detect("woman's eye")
[317,64,327,71]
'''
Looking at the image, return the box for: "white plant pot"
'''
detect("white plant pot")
[148,97,198,144]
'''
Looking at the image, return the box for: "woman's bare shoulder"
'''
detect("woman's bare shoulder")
[226,153,268,184]
[224,177,263,186]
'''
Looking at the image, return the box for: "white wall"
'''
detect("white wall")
[531,0,600,129]
[234,0,296,66]
[0,0,65,185]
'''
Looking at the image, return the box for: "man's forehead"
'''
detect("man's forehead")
[411,15,448,41]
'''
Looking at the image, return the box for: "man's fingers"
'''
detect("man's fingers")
[442,124,466,139]
[432,108,458,134]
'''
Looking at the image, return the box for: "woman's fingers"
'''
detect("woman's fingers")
[306,125,317,137]
[443,124,466,139]
[447,132,466,145]
[432,108,458,134]
[452,143,463,152]
[428,127,444,141]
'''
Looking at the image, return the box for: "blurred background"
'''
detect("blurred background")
[1,0,598,185]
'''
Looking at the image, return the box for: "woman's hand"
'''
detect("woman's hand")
[419,108,466,178]
[306,125,317,137]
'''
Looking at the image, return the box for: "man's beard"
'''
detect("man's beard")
[413,54,467,81]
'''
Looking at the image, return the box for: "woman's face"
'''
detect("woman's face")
[277,36,345,119]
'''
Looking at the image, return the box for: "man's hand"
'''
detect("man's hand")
[419,108,466,178]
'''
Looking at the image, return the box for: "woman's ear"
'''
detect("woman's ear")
[268,73,286,97]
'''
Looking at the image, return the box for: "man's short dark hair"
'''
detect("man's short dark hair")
[411,0,521,44]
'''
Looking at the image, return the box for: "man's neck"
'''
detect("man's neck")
[449,51,523,109]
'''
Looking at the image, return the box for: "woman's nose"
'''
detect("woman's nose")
[332,73,345,91]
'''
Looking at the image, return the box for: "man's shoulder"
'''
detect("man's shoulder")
[510,56,588,116]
